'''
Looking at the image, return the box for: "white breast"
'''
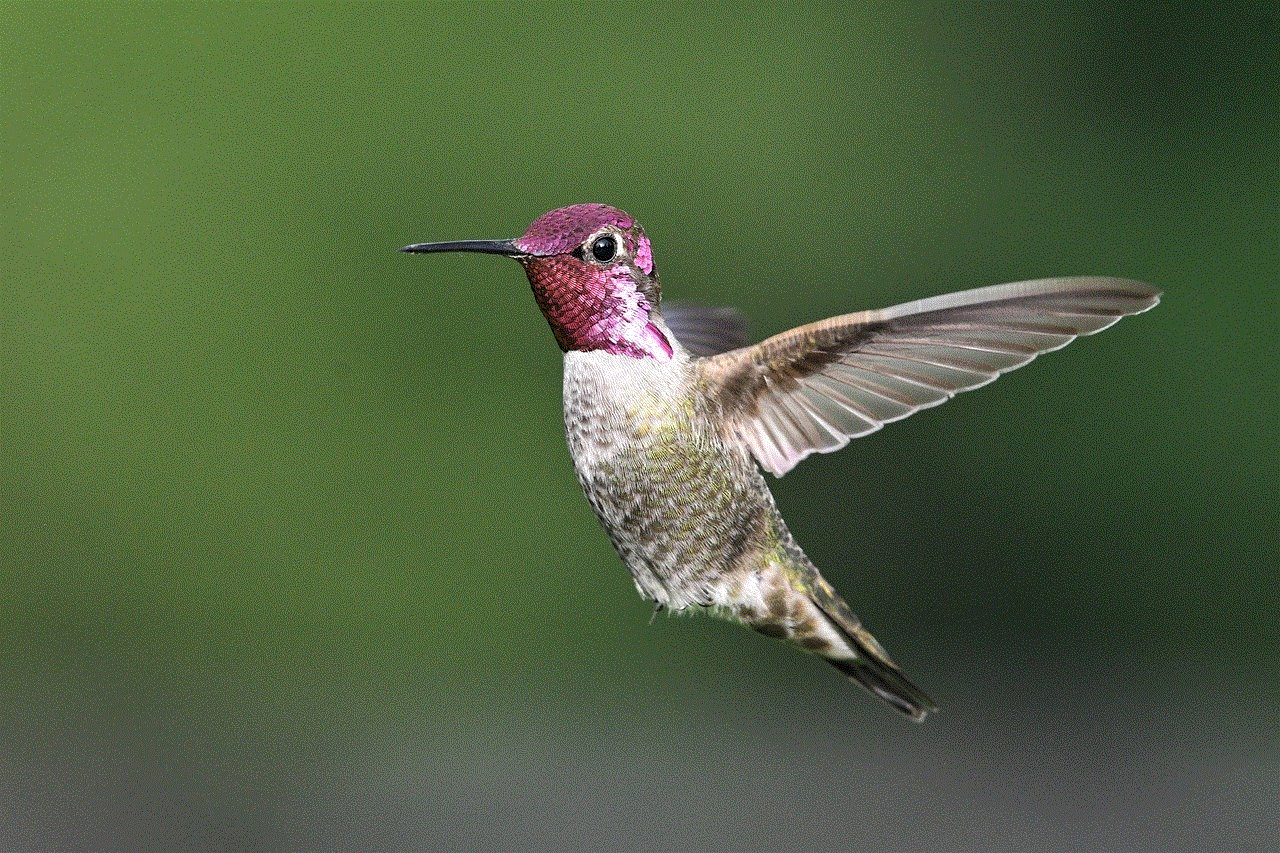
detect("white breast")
[561,349,693,473]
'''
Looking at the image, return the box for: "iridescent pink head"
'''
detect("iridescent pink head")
[403,203,671,360]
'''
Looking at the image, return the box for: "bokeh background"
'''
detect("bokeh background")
[4,3,1276,850]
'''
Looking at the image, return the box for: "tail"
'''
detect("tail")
[814,582,936,721]
[822,635,937,723]
[753,576,937,722]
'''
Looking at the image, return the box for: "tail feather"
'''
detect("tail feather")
[737,566,936,720]
[824,648,937,722]
[808,587,937,722]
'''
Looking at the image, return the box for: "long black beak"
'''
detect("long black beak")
[400,238,524,256]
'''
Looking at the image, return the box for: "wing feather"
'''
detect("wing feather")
[660,303,750,356]
[699,277,1160,476]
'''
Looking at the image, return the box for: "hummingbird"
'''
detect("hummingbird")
[403,203,1159,721]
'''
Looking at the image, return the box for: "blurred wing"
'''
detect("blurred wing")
[661,302,750,356]
[699,277,1161,477]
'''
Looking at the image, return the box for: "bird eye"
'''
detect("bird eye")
[590,234,618,263]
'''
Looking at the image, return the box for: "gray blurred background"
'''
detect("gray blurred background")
[3,3,1276,850]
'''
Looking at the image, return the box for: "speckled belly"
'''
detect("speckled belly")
[562,350,780,609]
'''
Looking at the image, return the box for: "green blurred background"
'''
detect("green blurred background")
[4,3,1276,850]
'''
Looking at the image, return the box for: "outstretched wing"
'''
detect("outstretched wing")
[698,277,1161,477]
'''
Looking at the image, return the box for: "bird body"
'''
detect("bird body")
[404,203,1160,721]
[562,345,931,716]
